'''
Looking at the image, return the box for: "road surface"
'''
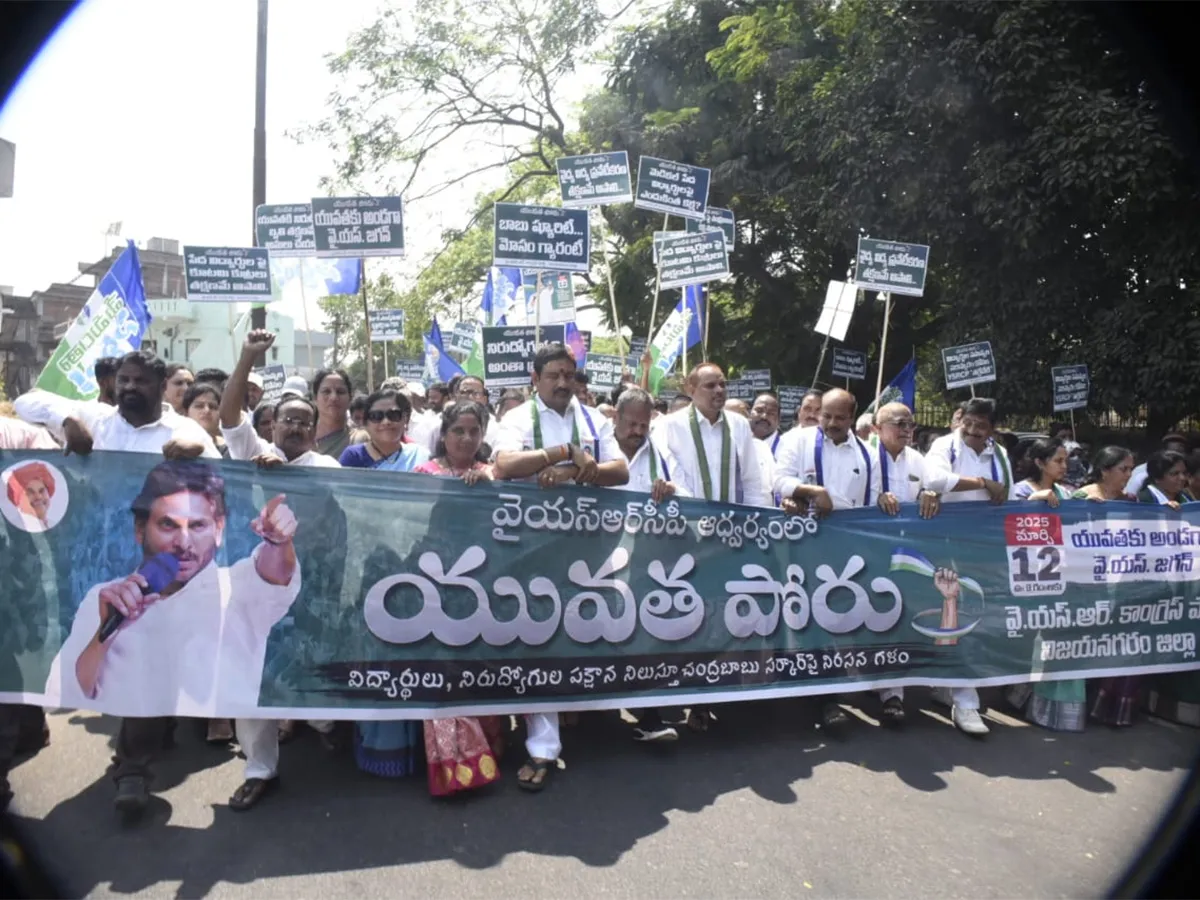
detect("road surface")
[6,689,1198,898]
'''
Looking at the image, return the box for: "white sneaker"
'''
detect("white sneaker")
[952,706,990,736]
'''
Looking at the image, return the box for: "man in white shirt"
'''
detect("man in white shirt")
[217,330,340,811]
[923,396,1010,736]
[872,402,941,725]
[774,388,874,730]
[727,398,777,508]
[795,389,822,429]
[656,364,768,508]
[612,386,687,743]
[750,393,783,459]
[16,350,221,819]
[493,343,629,791]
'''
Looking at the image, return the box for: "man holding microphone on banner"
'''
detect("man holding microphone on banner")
[492,342,628,791]
[922,396,1011,737]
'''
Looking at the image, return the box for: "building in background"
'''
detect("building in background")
[293,330,335,380]
[3,238,300,394]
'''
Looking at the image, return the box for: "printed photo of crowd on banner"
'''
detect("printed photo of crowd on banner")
[2,141,1198,826]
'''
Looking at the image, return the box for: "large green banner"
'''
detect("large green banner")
[1,450,1197,720]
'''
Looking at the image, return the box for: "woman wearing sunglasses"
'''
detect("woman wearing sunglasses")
[338,389,430,473]
[337,388,430,780]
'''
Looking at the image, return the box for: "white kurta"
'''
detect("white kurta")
[774,427,874,511]
[655,407,768,506]
[614,437,691,496]
[872,443,929,502]
[924,433,1010,503]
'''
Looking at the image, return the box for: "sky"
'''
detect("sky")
[0,0,623,334]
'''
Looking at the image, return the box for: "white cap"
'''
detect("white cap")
[247,372,264,389]
[406,383,426,399]
[281,375,309,398]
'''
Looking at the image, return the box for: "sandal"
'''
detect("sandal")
[229,777,279,811]
[516,758,555,793]
[277,720,296,744]
[880,697,905,726]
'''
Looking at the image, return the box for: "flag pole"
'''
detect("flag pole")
[361,260,374,392]
[681,289,688,379]
[811,332,831,389]
[593,209,626,362]
[702,284,712,362]
[298,259,314,376]
[872,291,892,411]
[535,271,543,344]
[645,213,670,344]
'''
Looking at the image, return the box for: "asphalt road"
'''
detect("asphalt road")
[5,689,1198,898]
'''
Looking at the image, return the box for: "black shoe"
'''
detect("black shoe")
[821,702,850,730]
[114,776,148,820]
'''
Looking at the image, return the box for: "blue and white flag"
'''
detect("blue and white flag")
[481,266,520,326]
[36,241,152,400]
[423,317,464,386]
[868,357,917,413]
[270,258,362,304]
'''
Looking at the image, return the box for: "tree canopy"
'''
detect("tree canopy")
[303,0,1200,433]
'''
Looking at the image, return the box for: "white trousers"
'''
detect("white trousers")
[235,719,335,781]
[523,712,561,760]
[891,686,978,710]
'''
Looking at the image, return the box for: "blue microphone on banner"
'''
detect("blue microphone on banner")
[98,552,180,642]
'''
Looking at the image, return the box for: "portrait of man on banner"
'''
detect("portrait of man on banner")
[1,460,68,533]
[44,459,303,717]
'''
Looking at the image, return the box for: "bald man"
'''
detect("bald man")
[871,401,941,726]
[773,388,875,731]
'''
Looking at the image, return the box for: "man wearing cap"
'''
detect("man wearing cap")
[280,375,310,400]
[245,372,264,411]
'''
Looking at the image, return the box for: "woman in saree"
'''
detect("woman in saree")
[312,367,367,459]
[338,389,430,778]
[412,401,505,795]
[1073,446,1141,726]
[1006,438,1087,731]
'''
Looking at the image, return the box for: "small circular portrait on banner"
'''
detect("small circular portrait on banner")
[1,460,69,533]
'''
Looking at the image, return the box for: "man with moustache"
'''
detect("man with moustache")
[795,389,822,429]
[493,342,628,791]
[18,349,219,819]
[871,401,941,725]
[657,363,768,508]
[774,388,875,731]
[923,396,1011,736]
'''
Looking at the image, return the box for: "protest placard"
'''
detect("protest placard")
[253,365,287,404]
[726,379,757,401]
[629,336,647,358]
[481,324,567,387]
[777,385,806,416]
[854,237,931,297]
[8,451,1200,719]
[254,204,315,257]
[941,341,996,389]
[520,270,577,324]
[311,196,404,258]
[493,203,590,273]
[685,206,735,252]
[831,348,868,381]
[634,156,711,220]
[395,359,425,382]
[814,281,858,342]
[742,369,772,392]
[585,353,627,391]
[652,230,688,264]
[657,231,730,290]
[556,151,633,207]
[368,309,406,342]
[183,247,272,302]
[1052,365,1090,412]
[448,322,478,354]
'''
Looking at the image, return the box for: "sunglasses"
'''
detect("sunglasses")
[366,408,407,423]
